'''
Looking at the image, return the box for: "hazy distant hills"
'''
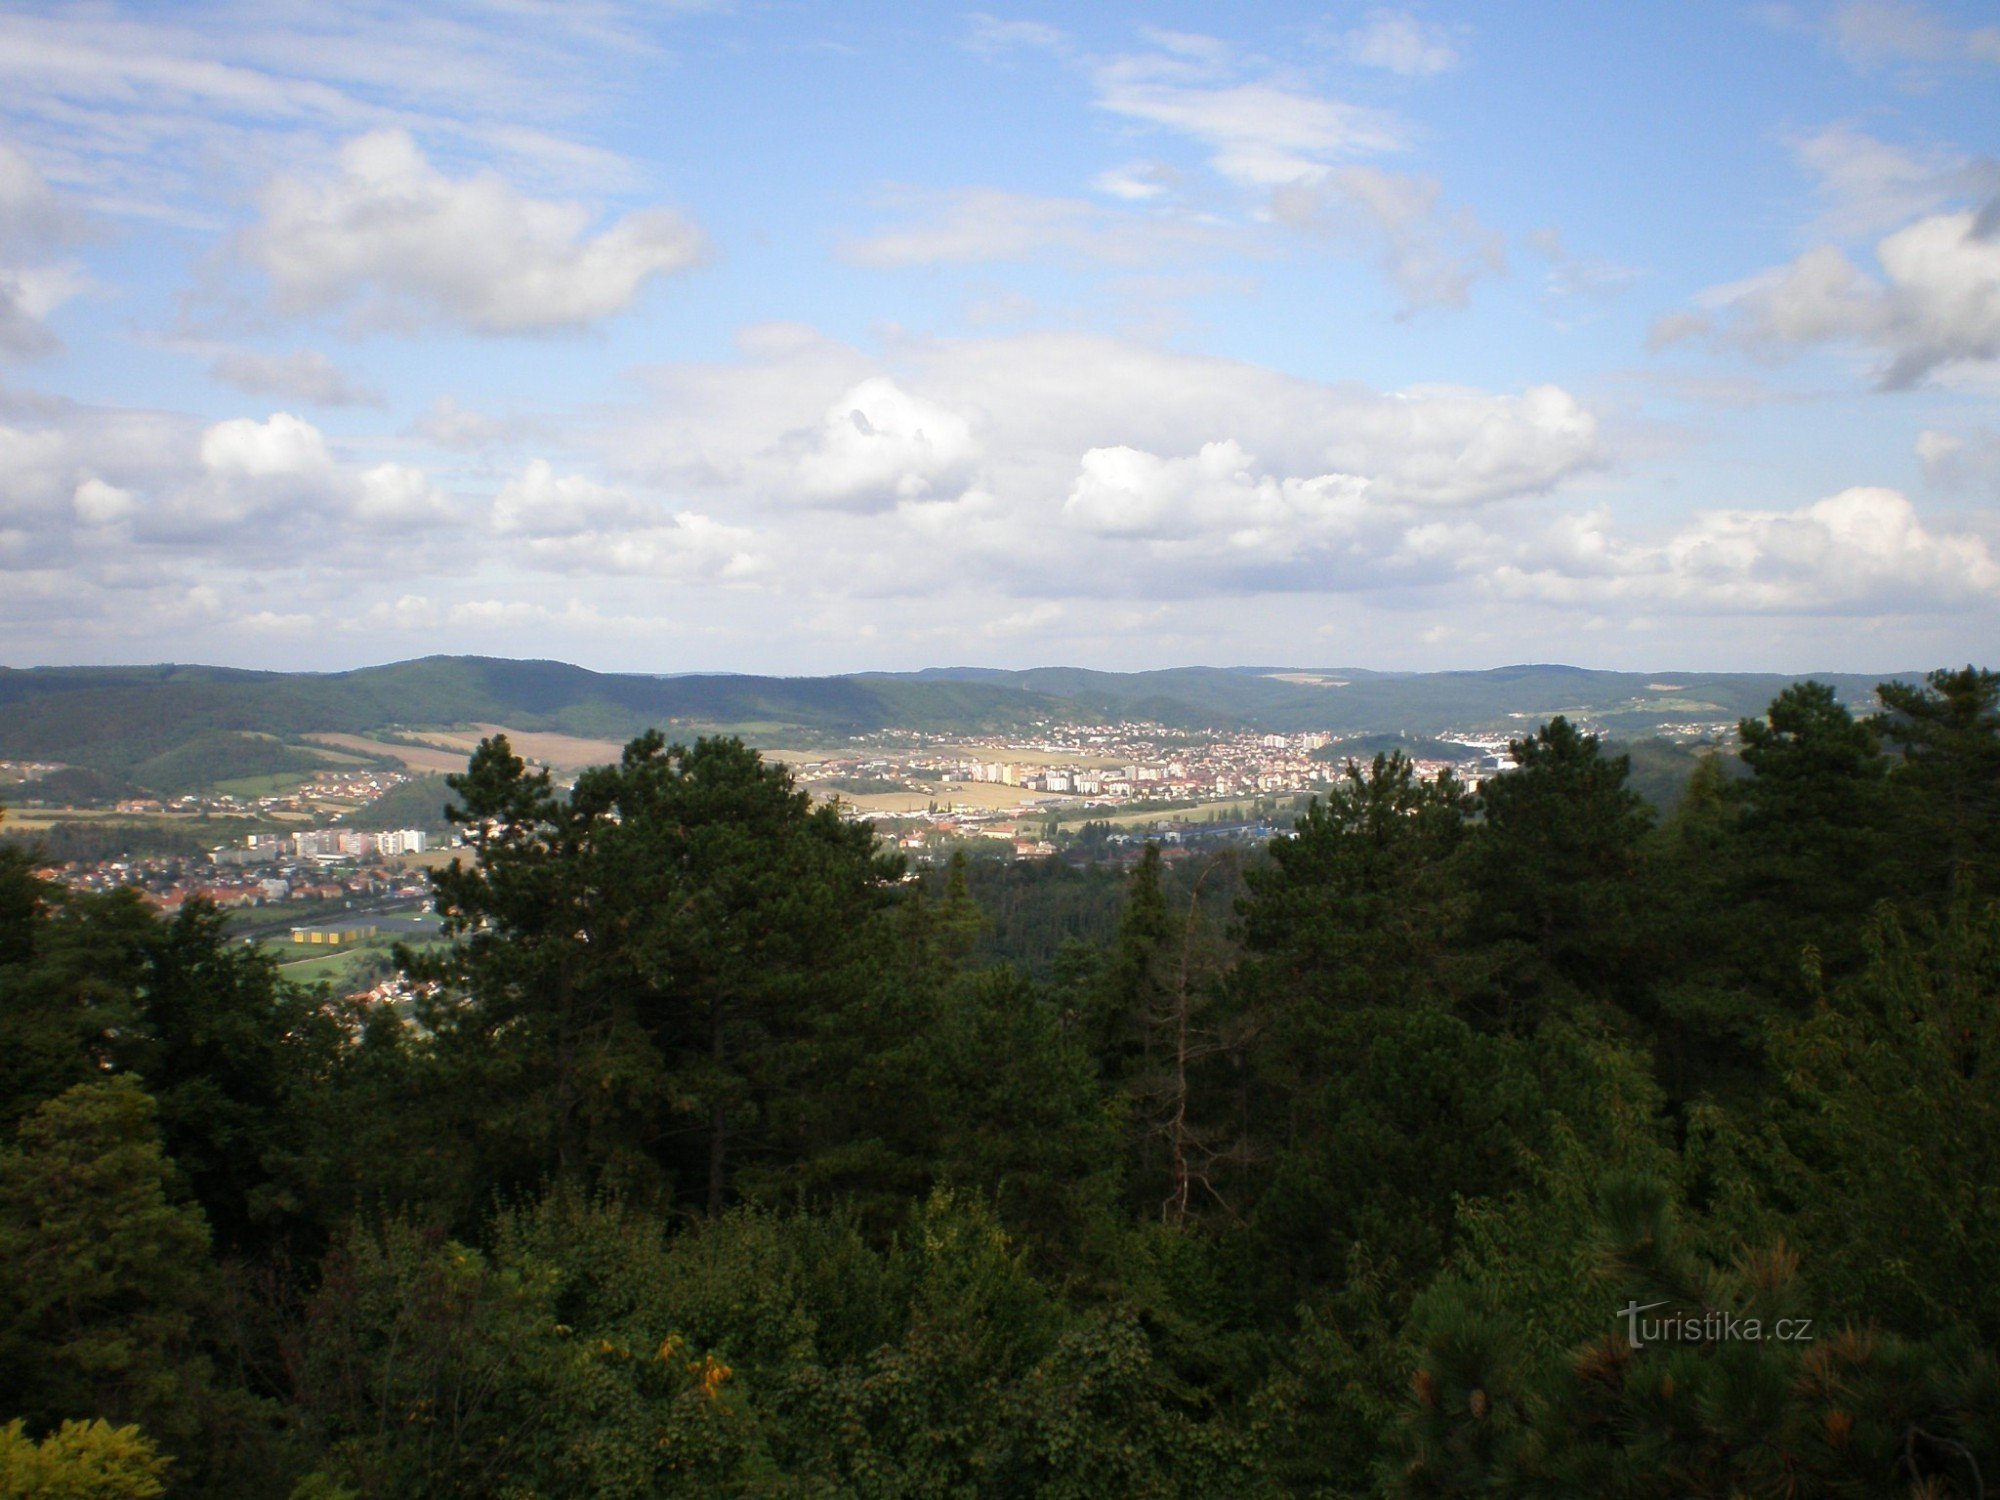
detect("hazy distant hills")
[0,655,1919,795]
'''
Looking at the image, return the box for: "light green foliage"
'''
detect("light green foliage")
[0,1419,170,1499]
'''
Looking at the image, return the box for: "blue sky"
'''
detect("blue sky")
[1,0,1996,674]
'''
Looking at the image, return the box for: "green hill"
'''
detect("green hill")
[0,655,1920,797]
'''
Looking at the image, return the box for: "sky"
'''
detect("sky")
[1,0,1997,676]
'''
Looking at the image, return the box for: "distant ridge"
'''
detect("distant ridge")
[0,655,1921,796]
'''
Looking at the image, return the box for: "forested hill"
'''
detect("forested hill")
[0,654,1909,786]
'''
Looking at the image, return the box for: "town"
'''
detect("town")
[2,708,1740,1000]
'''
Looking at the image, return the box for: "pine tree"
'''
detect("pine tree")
[1875,666,2000,900]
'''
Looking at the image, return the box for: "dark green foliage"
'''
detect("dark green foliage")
[1614,736,1742,814]
[0,820,210,863]
[1309,733,1472,765]
[6,765,143,806]
[409,732,903,1211]
[1875,665,2000,900]
[1463,716,1656,1018]
[1731,680,1891,991]
[129,730,338,796]
[1765,897,2000,1342]
[1241,751,1471,1016]
[335,772,459,832]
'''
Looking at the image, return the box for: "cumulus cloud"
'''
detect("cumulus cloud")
[1064,440,1370,551]
[355,462,453,526]
[492,459,656,536]
[72,476,136,526]
[1341,11,1463,76]
[491,459,760,580]
[1672,207,2000,387]
[788,378,979,510]
[208,347,383,407]
[513,514,764,580]
[605,327,1612,604]
[241,130,706,334]
[200,410,332,480]
[1494,486,1999,613]
[620,330,1601,527]
[162,411,454,535]
[1050,386,1594,588]
[1321,384,1598,505]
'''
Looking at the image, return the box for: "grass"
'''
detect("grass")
[212,772,313,799]
[270,933,442,989]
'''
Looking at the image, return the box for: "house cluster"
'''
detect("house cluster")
[31,822,438,915]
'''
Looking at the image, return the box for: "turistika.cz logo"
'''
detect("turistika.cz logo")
[1617,1301,1815,1349]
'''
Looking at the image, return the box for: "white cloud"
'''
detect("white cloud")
[513,515,764,580]
[1094,54,1403,187]
[1341,11,1463,76]
[0,145,90,358]
[1494,486,1999,613]
[789,378,979,510]
[1918,426,2000,493]
[72,477,136,526]
[0,2,662,232]
[1683,208,2000,387]
[406,394,545,451]
[208,347,383,406]
[0,143,90,256]
[490,458,760,580]
[164,411,458,536]
[843,187,1220,268]
[1323,384,1598,506]
[1082,35,1496,311]
[241,130,706,334]
[1829,0,2000,69]
[355,463,452,526]
[1093,161,1182,201]
[1792,124,2000,238]
[1272,166,1505,312]
[237,609,316,632]
[492,459,655,536]
[199,411,332,479]
[1526,227,1642,302]
[964,15,1072,58]
[1063,440,1371,552]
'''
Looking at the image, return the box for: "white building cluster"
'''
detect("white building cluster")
[246,828,430,862]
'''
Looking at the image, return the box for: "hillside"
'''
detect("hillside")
[0,655,1918,796]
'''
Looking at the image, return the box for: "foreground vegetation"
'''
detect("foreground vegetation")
[0,668,1995,1496]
